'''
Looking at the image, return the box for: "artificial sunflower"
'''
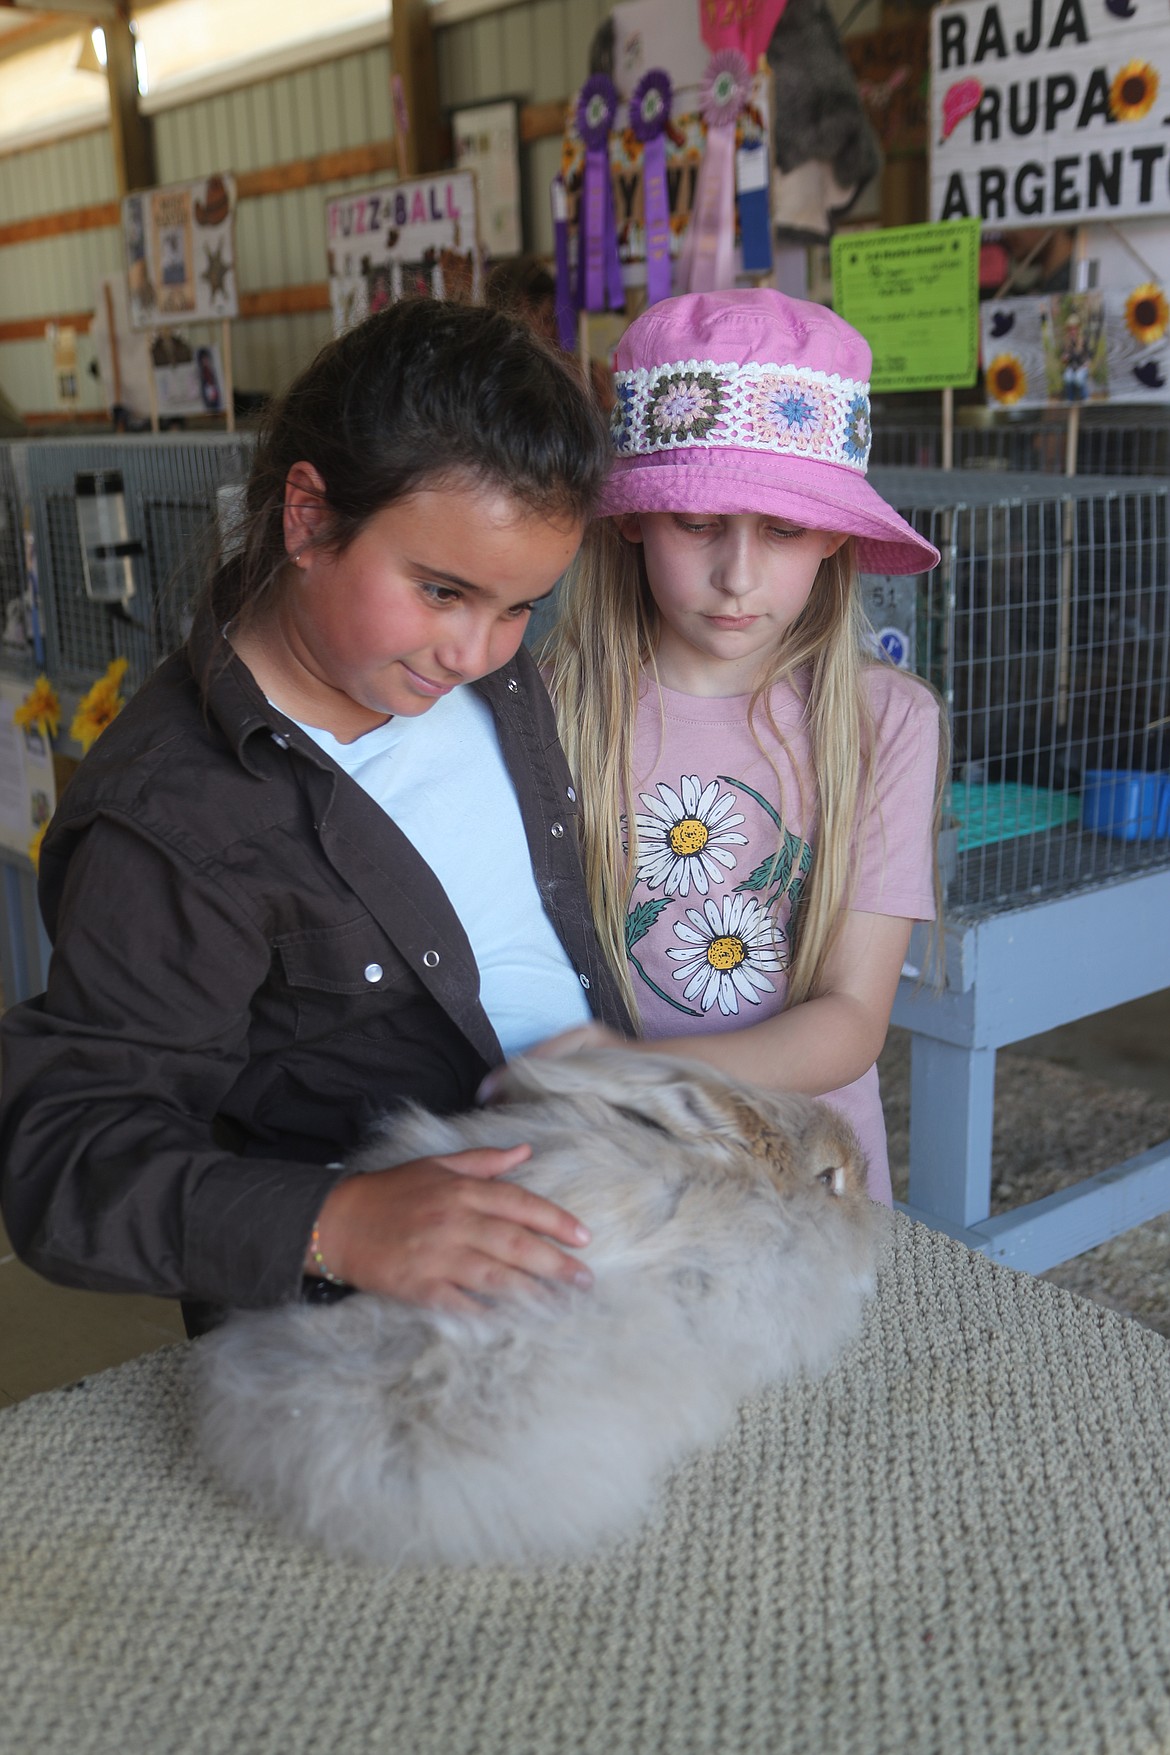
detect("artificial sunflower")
[986,353,1027,406]
[1125,283,1169,346]
[70,656,129,755]
[1110,61,1159,122]
[13,673,61,742]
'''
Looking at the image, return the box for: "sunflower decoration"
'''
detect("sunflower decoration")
[986,353,1028,406]
[70,656,129,755]
[28,821,47,873]
[13,674,61,742]
[1125,284,1169,346]
[1110,61,1159,122]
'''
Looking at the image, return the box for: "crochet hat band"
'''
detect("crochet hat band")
[599,290,940,578]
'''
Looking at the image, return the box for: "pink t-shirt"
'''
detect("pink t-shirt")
[625,663,940,1203]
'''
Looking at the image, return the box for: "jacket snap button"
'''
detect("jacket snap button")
[579,972,591,989]
[566,786,577,802]
[423,950,440,968]
[550,821,565,838]
[271,733,289,749]
[364,963,383,983]
[506,678,519,693]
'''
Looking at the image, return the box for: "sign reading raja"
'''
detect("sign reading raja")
[931,0,1170,224]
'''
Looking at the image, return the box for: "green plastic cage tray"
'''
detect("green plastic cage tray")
[948,781,1082,853]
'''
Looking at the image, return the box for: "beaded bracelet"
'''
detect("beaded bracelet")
[309,1221,345,1287]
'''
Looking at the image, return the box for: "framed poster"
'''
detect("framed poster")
[325,172,481,335]
[453,101,522,259]
[122,174,239,329]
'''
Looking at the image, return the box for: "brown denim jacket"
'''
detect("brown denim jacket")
[0,613,629,1311]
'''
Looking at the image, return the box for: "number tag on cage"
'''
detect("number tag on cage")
[75,471,142,611]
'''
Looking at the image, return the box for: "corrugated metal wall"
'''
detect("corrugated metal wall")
[0,131,123,415]
[151,45,393,396]
[437,0,607,256]
[0,2,611,418]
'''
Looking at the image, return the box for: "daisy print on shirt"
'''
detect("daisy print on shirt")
[624,771,813,1021]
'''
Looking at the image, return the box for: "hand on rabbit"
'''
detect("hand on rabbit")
[308,1147,593,1313]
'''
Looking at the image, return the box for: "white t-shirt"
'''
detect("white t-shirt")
[293,687,592,1058]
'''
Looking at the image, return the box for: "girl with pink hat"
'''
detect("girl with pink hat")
[546,288,947,1203]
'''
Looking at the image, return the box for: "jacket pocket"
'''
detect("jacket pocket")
[275,918,420,1039]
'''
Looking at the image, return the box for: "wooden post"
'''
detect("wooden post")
[941,385,954,470]
[1056,227,1088,727]
[146,333,160,433]
[220,318,235,433]
[389,0,444,176]
[104,4,155,196]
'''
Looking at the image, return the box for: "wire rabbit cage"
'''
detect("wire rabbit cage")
[866,467,1170,926]
[0,435,253,1005]
[0,434,254,694]
[870,405,1170,477]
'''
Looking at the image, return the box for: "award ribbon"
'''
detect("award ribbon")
[630,69,673,309]
[683,49,751,294]
[550,175,576,351]
[576,74,624,314]
[736,141,773,274]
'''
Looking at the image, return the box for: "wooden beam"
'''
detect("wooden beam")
[520,100,567,145]
[0,310,93,342]
[103,4,154,195]
[238,283,330,318]
[0,282,331,342]
[0,200,120,249]
[235,141,396,200]
[389,0,443,175]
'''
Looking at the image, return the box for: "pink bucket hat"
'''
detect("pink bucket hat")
[601,289,939,577]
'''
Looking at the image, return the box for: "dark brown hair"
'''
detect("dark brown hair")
[210,297,610,631]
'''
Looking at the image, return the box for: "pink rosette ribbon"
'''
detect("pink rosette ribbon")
[700,0,789,63]
[576,74,624,313]
[630,69,673,308]
[682,49,751,294]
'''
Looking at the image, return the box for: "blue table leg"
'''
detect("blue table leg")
[905,1035,997,1230]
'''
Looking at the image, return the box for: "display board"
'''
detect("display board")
[122,174,239,329]
[453,102,522,259]
[326,172,481,335]
[931,0,1170,225]
[982,282,1170,405]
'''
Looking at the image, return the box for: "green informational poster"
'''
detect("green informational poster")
[831,219,982,393]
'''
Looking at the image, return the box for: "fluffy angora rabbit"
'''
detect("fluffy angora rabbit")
[194,1048,884,1569]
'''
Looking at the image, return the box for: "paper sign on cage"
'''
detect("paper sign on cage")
[122,175,238,329]
[326,173,481,336]
[982,284,1170,405]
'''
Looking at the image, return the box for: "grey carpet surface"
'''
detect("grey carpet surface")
[3,1214,1170,1755]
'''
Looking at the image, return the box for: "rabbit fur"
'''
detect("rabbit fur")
[193,1048,885,1570]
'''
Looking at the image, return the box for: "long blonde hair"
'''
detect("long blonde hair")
[545,519,947,1028]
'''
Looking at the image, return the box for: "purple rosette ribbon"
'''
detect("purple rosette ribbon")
[682,48,751,294]
[550,174,576,351]
[576,73,624,314]
[630,68,673,308]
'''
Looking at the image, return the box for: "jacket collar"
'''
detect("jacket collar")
[187,601,533,779]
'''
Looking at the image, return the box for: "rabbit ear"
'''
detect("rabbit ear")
[486,1048,755,1145]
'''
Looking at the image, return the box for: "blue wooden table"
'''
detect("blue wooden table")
[892,866,1170,1271]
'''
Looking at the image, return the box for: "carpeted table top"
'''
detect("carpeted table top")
[3,1213,1170,1755]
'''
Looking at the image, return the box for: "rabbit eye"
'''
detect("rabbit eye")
[817,1166,845,1197]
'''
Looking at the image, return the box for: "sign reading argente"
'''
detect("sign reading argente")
[930,0,1170,225]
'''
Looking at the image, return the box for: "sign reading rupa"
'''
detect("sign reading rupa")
[930,0,1170,225]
